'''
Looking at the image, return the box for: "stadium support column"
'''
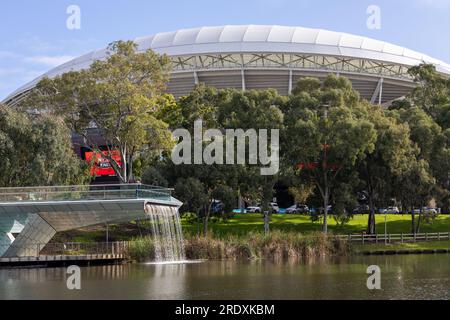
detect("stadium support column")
[288,70,293,95]
[378,78,383,105]
[241,69,246,91]
[370,78,384,105]
[193,71,199,86]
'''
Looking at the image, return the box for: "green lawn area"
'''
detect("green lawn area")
[182,214,450,237]
[353,241,450,253]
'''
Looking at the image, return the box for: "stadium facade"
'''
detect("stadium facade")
[4,25,450,107]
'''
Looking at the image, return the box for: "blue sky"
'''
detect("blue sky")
[1,0,450,100]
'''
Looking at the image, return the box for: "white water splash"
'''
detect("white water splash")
[145,204,186,262]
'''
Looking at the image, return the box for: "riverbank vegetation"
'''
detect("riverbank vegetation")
[128,231,349,262]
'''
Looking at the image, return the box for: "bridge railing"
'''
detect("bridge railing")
[1,241,131,258]
[0,184,173,203]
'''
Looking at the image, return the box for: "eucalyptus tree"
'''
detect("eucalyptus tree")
[357,104,417,234]
[406,64,450,126]
[20,41,174,183]
[392,159,436,233]
[390,64,450,217]
[217,88,286,216]
[0,103,90,187]
[283,75,377,233]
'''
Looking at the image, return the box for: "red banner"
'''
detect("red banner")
[84,149,122,177]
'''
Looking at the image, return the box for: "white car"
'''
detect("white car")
[413,207,438,215]
[381,207,400,214]
[286,204,309,214]
[246,206,262,213]
[246,203,279,213]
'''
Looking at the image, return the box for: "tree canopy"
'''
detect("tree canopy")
[20,41,175,183]
[0,103,90,187]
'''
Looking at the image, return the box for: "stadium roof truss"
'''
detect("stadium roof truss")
[171,53,411,79]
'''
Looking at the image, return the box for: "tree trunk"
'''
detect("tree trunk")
[203,216,208,236]
[261,178,275,232]
[323,188,329,233]
[264,211,270,234]
[367,195,376,235]
[127,155,134,183]
[411,208,416,234]
[203,202,212,236]
[196,210,201,237]
[417,206,424,234]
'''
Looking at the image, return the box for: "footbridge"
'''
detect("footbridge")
[0,184,182,258]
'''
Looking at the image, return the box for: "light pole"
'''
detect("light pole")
[322,104,330,234]
[384,211,388,245]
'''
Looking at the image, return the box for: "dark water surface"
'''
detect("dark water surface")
[0,254,448,300]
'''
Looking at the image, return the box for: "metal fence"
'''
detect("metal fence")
[336,232,450,244]
[1,241,130,258]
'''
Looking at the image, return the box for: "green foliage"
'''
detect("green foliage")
[212,185,235,214]
[141,166,169,187]
[283,74,377,232]
[182,212,199,225]
[21,40,174,183]
[174,177,209,215]
[0,104,90,187]
[310,210,323,225]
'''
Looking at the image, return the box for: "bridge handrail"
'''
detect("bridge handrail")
[0,184,173,203]
[0,183,172,192]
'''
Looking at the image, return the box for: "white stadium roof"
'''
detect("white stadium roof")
[4,25,450,104]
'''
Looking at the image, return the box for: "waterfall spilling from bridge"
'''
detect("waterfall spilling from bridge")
[145,204,186,262]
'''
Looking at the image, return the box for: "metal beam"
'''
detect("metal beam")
[288,69,293,94]
[370,78,384,105]
[193,71,199,85]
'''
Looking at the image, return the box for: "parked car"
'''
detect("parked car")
[353,205,370,215]
[286,205,298,214]
[271,202,280,213]
[381,207,400,214]
[413,207,438,215]
[246,206,261,213]
[286,204,310,214]
[246,202,280,214]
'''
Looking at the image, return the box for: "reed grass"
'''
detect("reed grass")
[128,231,349,262]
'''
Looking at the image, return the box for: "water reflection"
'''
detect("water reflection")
[0,254,448,300]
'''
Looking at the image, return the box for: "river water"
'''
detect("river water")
[0,254,448,300]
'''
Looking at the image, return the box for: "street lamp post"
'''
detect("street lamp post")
[385,212,388,245]
[322,104,330,234]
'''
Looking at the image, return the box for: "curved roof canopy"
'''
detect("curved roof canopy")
[5,25,450,103]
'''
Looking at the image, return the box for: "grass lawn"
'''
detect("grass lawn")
[182,214,450,237]
[53,214,450,244]
[353,241,450,253]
